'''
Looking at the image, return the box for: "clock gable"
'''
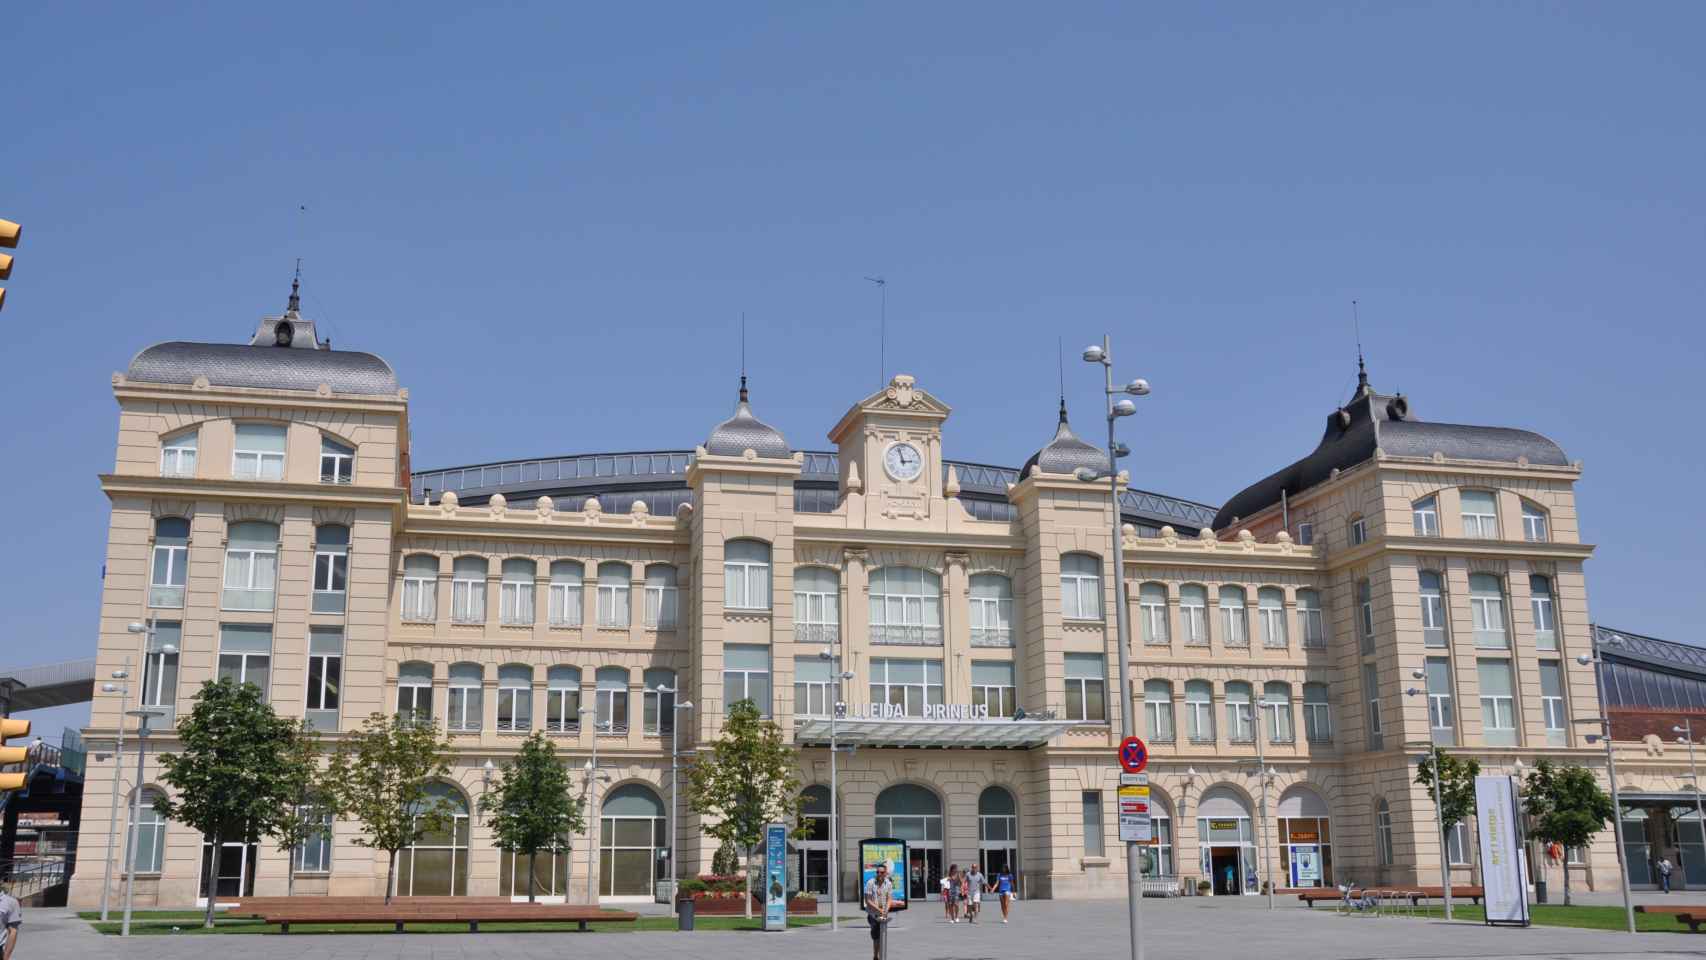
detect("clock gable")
[828,374,952,524]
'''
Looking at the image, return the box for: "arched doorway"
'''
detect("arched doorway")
[978,786,1018,877]
[796,785,835,895]
[1197,786,1255,895]
[600,784,665,898]
[875,784,942,900]
[398,782,470,896]
[1277,784,1333,888]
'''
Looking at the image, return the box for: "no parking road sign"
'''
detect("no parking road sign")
[1119,736,1148,773]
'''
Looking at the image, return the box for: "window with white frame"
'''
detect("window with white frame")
[1144,679,1175,742]
[1460,490,1500,539]
[1539,660,1567,746]
[160,429,198,478]
[1139,583,1169,646]
[969,573,1015,647]
[1295,522,1314,546]
[545,666,580,732]
[1567,844,1587,866]
[596,666,629,731]
[451,557,487,624]
[1521,501,1549,542]
[868,657,944,717]
[1082,791,1104,857]
[1297,589,1325,648]
[1470,573,1508,649]
[304,628,342,732]
[447,662,484,732]
[971,660,1015,718]
[218,624,273,699]
[1375,800,1394,865]
[1419,571,1447,647]
[548,560,584,626]
[1302,682,1331,742]
[500,559,535,625]
[722,645,772,716]
[1185,680,1215,742]
[496,664,532,732]
[1264,681,1294,743]
[643,667,676,734]
[1219,586,1248,647]
[1180,584,1209,646]
[1349,515,1368,546]
[141,621,181,712]
[794,658,833,717]
[723,540,771,610]
[1447,821,1471,866]
[222,521,278,611]
[868,567,943,646]
[313,525,350,614]
[1477,659,1518,746]
[319,437,354,484]
[130,789,167,873]
[793,567,839,645]
[644,565,678,629]
[1363,663,1383,748]
[396,661,433,724]
[401,555,438,622]
[1530,575,1557,650]
[1064,654,1106,723]
[1425,657,1455,745]
[597,562,631,627]
[293,803,335,873]
[1357,578,1375,654]
[232,423,287,481]
[1060,554,1103,621]
[1258,587,1287,648]
[1413,496,1440,536]
[150,517,190,608]
[1224,681,1254,742]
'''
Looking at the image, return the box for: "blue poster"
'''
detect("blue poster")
[764,822,788,931]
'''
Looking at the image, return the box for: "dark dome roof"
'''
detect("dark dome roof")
[127,341,398,396]
[704,379,790,458]
[1021,401,1109,478]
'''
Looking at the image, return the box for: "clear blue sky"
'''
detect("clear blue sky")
[7,2,1703,742]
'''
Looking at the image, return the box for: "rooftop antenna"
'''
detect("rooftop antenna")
[1353,299,1368,394]
[865,276,886,387]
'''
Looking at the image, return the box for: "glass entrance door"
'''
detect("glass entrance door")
[798,848,830,895]
[906,846,942,901]
[197,841,256,902]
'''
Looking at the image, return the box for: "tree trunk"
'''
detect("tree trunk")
[386,850,398,905]
[204,831,222,929]
[744,845,754,919]
[1563,858,1572,906]
[287,852,296,898]
[528,850,538,903]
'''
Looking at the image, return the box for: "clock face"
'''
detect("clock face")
[884,442,924,481]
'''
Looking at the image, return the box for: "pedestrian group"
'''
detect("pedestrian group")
[939,864,1015,924]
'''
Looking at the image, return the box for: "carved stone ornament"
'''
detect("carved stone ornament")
[584,496,603,518]
[885,374,918,408]
[1160,525,1178,545]
[1238,529,1256,551]
[489,493,507,518]
[944,465,961,498]
[846,460,863,493]
[1197,527,1217,549]
[630,499,650,522]
[537,495,554,520]
[440,490,459,516]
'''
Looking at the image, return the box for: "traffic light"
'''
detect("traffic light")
[0,217,19,313]
[0,717,30,791]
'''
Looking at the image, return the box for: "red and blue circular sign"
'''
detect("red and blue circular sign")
[1119,736,1149,773]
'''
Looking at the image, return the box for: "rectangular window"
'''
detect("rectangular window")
[1224,687,1253,743]
[1298,591,1325,649]
[452,564,487,624]
[1082,792,1104,857]
[319,438,354,485]
[1460,490,1499,539]
[794,657,834,718]
[1145,684,1176,743]
[150,538,188,609]
[969,580,1015,648]
[1540,660,1567,747]
[160,432,198,478]
[232,423,287,481]
[1138,585,1169,646]
[218,624,273,701]
[1302,684,1331,743]
[597,567,631,627]
[971,660,1015,718]
[498,671,534,733]
[313,547,349,615]
[293,806,335,873]
[448,678,483,732]
[1180,587,1208,646]
[401,557,437,623]
[1061,556,1102,621]
[1219,590,1248,648]
[304,628,342,732]
[545,669,580,733]
[723,644,772,716]
[222,525,278,611]
[1471,574,1508,649]
[1447,821,1470,866]
[868,658,945,718]
[1419,572,1447,648]
[140,622,181,712]
[1350,517,1368,546]
[1522,505,1549,542]
[1425,656,1455,745]
[644,572,678,629]
[1530,576,1557,650]
[1295,522,1313,546]
[1185,684,1215,743]
[1478,659,1518,746]
[1362,663,1382,749]
[794,573,840,645]
[595,672,628,733]
[1064,653,1107,723]
[1413,497,1440,537]
[641,669,674,735]
[397,665,433,724]
[723,543,771,610]
[549,572,584,626]
[1358,579,1375,655]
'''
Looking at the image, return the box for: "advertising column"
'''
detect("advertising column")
[1475,775,1531,926]
[764,822,788,931]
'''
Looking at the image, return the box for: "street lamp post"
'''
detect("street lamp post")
[818,646,854,931]
[1078,337,1150,960]
[1578,627,1636,935]
[97,659,132,923]
[1405,672,1455,921]
[573,708,612,903]
[1254,717,1274,909]
[1675,720,1706,881]
[119,707,164,938]
[655,685,694,901]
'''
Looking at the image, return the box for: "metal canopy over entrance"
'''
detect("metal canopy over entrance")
[794,717,1078,749]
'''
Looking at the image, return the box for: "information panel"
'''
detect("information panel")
[1118,773,1152,843]
[1475,775,1531,925]
[764,822,788,931]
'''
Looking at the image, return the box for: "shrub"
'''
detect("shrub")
[676,878,709,896]
[713,839,740,875]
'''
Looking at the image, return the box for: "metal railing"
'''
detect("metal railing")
[870,625,944,646]
[970,627,1014,648]
[0,853,71,903]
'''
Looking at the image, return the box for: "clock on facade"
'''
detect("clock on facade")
[883,441,924,481]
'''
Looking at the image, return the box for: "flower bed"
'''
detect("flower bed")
[685,892,818,915]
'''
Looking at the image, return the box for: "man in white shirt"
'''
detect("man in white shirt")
[863,862,894,960]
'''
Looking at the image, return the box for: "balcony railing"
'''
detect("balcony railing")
[870,625,943,646]
[795,622,838,645]
[970,627,1014,648]
[149,585,185,608]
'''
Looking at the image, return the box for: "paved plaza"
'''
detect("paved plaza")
[17,897,1706,960]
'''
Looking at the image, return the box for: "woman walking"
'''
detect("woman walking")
[941,866,957,922]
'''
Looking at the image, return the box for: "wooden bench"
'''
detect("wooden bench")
[225,898,639,933]
[1298,885,1484,909]
[1637,904,1706,932]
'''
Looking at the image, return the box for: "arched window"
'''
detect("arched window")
[399,782,470,896]
[644,565,679,629]
[599,784,666,896]
[969,574,1015,647]
[1530,575,1556,650]
[1263,681,1294,743]
[447,662,483,732]
[1348,514,1368,546]
[1139,583,1169,646]
[1374,799,1394,866]
[222,521,278,611]
[978,786,1019,877]
[319,436,355,485]
[150,517,190,608]
[875,784,942,841]
[451,557,488,624]
[1180,584,1208,646]
[723,540,772,610]
[496,664,532,732]
[1302,682,1331,742]
[402,555,439,622]
[794,567,840,644]
[1470,574,1508,648]
[313,525,350,614]
[500,559,536,626]
[1060,554,1102,621]
[1296,589,1324,648]
[597,562,632,627]
[1460,490,1499,539]
[643,667,676,734]
[869,567,943,646]
[1139,792,1174,880]
[1522,501,1550,542]
[397,661,433,723]
[1357,578,1375,654]
[548,561,584,627]
[596,666,629,732]
[1184,680,1215,743]
[545,666,581,733]
[232,423,287,481]
[1258,588,1287,648]
[1144,679,1175,743]
[1419,571,1447,647]
[129,788,168,874]
[1412,496,1439,537]
[160,428,198,478]
[1218,586,1248,648]
[1277,785,1333,888]
[1224,681,1254,742]
[1197,787,1254,894]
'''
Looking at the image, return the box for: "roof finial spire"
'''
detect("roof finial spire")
[739,312,749,403]
[288,258,302,315]
[1057,337,1068,422]
[1353,299,1368,394]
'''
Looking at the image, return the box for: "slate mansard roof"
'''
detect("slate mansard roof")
[127,340,399,396]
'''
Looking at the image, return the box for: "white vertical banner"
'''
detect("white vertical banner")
[1475,775,1530,925]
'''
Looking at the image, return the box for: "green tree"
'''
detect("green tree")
[686,700,802,917]
[270,726,333,897]
[1523,759,1615,906]
[486,732,585,901]
[1415,747,1481,869]
[324,713,454,903]
[712,839,740,876]
[153,678,308,929]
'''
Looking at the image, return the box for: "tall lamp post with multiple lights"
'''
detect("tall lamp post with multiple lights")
[117,619,174,936]
[1403,668,1455,921]
[95,659,132,923]
[1576,628,1635,934]
[654,684,694,900]
[817,645,854,930]
[573,709,612,903]
[1675,719,1706,875]
[1075,336,1150,960]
